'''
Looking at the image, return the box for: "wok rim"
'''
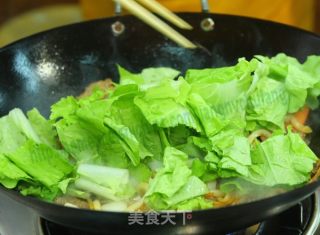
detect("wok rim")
[1,12,320,52]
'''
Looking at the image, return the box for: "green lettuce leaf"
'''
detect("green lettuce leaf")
[6,140,73,188]
[191,144,219,182]
[55,118,103,163]
[246,77,289,130]
[186,58,255,127]
[248,130,318,186]
[209,126,244,155]
[104,117,146,166]
[27,108,59,148]
[54,95,147,166]
[303,55,320,109]
[74,99,132,166]
[177,143,204,159]
[50,96,79,120]
[145,147,191,210]
[8,108,41,143]
[256,53,320,113]
[118,65,144,85]
[98,132,130,168]
[109,95,163,160]
[128,163,151,183]
[165,176,208,207]
[191,158,207,178]
[0,107,57,154]
[145,147,207,210]
[218,136,251,178]
[187,93,227,137]
[118,65,179,86]
[166,125,192,147]
[0,154,31,188]
[0,115,28,154]
[134,79,202,132]
[19,184,60,201]
[173,196,212,210]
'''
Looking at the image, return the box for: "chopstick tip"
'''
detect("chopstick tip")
[181,24,193,30]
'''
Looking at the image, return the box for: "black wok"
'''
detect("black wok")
[0,13,320,234]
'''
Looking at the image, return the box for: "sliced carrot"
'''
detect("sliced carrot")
[293,106,310,125]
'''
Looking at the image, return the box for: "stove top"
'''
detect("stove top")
[1,190,320,235]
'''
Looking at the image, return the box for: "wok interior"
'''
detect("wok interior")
[0,14,320,232]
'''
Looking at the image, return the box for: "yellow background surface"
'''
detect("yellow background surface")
[81,0,316,31]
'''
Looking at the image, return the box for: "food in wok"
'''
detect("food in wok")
[0,53,319,212]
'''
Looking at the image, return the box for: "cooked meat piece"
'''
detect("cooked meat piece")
[79,79,114,98]
[55,196,89,209]
[311,160,320,182]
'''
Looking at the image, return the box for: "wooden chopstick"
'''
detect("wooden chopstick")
[136,0,193,30]
[114,0,196,49]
